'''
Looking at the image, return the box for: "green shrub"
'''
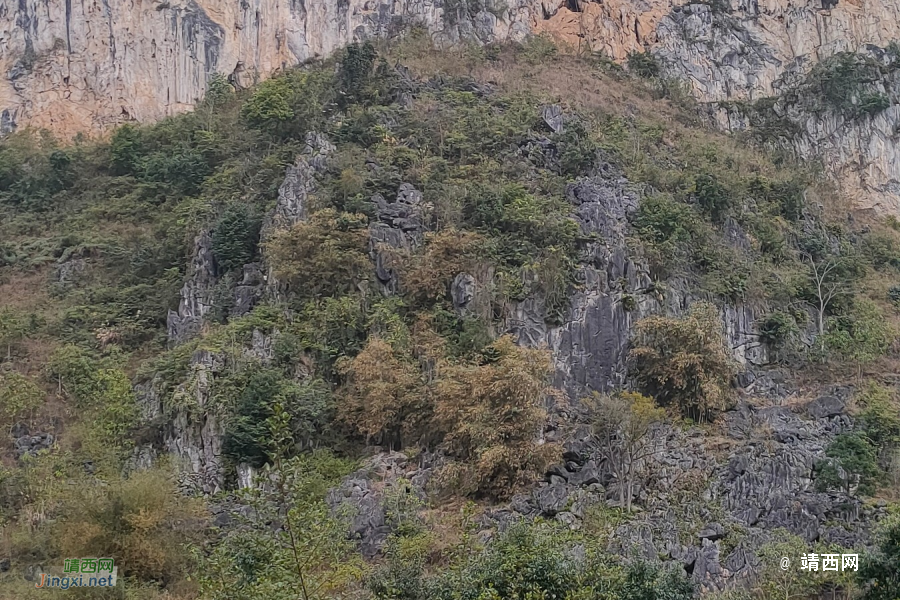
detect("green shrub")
[856,383,900,465]
[58,468,206,584]
[139,149,212,195]
[858,514,900,600]
[462,183,577,268]
[521,34,558,64]
[266,209,371,299]
[630,301,737,421]
[338,42,381,107]
[816,432,880,496]
[758,310,800,352]
[627,51,661,79]
[109,124,145,175]
[414,522,694,600]
[823,299,893,370]
[554,120,599,177]
[222,369,335,467]
[211,203,262,273]
[802,52,892,119]
[241,70,332,137]
[694,172,732,222]
[0,371,43,433]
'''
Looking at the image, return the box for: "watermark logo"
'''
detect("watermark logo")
[780,553,859,572]
[33,558,117,589]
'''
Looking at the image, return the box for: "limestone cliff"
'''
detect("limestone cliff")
[6,0,900,133]
[0,0,534,136]
[5,0,900,214]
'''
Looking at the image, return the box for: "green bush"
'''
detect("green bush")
[858,514,900,600]
[823,299,893,369]
[554,120,599,177]
[398,522,695,600]
[109,124,145,175]
[266,209,371,300]
[139,149,212,195]
[211,203,262,273]
[222,368,335,467]
[0,371,43,433]
[241,70,332,138]
[694,172,732,222]
[855,383,900,468]
[816,432,881,496]
[627,51,661,79]
[758,310,800,351]
[338,42,383,108]
[630,301,737,421]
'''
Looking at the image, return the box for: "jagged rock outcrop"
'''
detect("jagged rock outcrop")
[370,182,428,293]
[262,131,335,293]
[326,452,436,557]
[135,348,227,494]
[509,162,767,400]
[167,231,216,344]
[501,379,881,592]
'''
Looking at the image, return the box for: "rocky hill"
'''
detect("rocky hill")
[2,29,900,600]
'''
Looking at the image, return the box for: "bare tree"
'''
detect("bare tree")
[586,391,664,512]
[801,250,851,342]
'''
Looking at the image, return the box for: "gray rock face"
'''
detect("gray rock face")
[231,262,264,317]
[135,348,227,494]
[451,273,477,314]
[541,104,564,134]
[503,378,872,592]
[369,182,428,293]
[1,0,539,136]
[266,132,336,233]
[54,256,86,290]
[507,165,654,397]
[14,431,54,459]
[166,231,216,344]
[327,452,435,557]
[262,132,335,294]
[807,394,846,419]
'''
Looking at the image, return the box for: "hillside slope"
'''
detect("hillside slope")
[2,37,900,599]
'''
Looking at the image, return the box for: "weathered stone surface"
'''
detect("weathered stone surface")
[807,394,846,419]
[135,348,227,494]
[266,133,335,233]
[369,182,428,293]
[535,482,569,515]
[451,273,477,314]
[231,262,264,317]
[0,0,538,137]
[541,104,564,133]
[166,231,216,344]
[14,431,54,459]
[326,452,435,557]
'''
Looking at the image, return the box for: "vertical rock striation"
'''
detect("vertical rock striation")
[0,0,537,136]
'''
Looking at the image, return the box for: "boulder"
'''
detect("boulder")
[807,395,845,419]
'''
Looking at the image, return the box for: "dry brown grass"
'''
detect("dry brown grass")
[0,268,52,312]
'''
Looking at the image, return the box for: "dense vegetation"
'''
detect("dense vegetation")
[3,32,900,600]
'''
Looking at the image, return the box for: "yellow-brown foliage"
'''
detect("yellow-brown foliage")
[266,208,371,297]
[338,337,428,448]
[433,336,557,499]
[56,468,206,584]
[400,229,486,306]
[629,301,737,421]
